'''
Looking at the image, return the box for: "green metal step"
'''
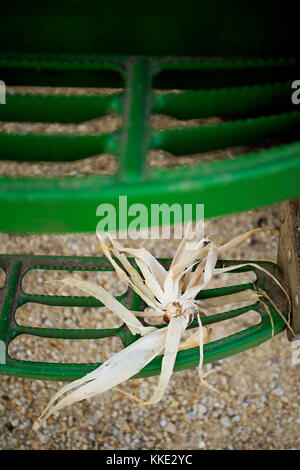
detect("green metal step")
[0,55,300,233]
[0,254,288,382]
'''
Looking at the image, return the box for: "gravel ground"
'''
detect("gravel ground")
[0,204,299,450]
[0,86,299,450]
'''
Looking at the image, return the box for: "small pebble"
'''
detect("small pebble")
[273,387,284,397]
[221,416,231,428]
[165,423,176,434]
[198,404,207,414]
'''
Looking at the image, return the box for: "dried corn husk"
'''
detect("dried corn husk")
[34,225,290,430]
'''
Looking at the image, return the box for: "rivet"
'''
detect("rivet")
[295,295,299,308]
[287,250,292,263]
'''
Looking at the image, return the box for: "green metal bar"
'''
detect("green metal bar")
[154,57,299,71]
[196,283,255,300]
[152,82,293,120]
[199,302,259,325]
[0,261,20,343]
[118,60,152,181]
[0,92,123,123]
[151,111,300,155]
[18,293,125,308]
[0,54,299,78]
[148,141,300,220]
[152,58,300,89]
[1,141,300,232]
[0,54,125,88]
[0,54,299,91]
[0,132,119,161]
[14,325,121,340]
[0,54,124,71]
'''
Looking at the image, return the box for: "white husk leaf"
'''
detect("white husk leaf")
[109,237,167,286]
[120,315,190,405]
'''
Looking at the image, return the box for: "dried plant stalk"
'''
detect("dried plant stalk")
[34,225,290,430]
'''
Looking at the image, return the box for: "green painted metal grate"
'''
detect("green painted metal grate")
[0,55,300,233]
[0,254,288,381]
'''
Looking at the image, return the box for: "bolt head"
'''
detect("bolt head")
[295,295,299,308]
[287,249,292,263]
